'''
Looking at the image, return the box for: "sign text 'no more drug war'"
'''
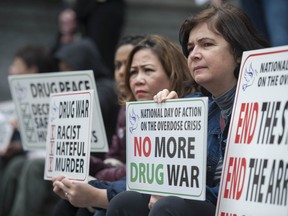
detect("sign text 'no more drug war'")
[126,98,208,200]
[216,46,288,216]
[44,90,93,182]
[8,70,108,152]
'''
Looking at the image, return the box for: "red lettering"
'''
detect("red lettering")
[134,136,151,157]
[50,140,54,155]
[224,157,246,200]
[51,124,56,139]
[221,212,237,216]
[49,157,53,172]
[235,103,245,143]
[235,102,258,144]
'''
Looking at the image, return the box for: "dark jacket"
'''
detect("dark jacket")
[205,99,224,205]
[185,93,223,205]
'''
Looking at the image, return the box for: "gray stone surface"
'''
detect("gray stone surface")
[0,0,60,101]
[1,0,231,101]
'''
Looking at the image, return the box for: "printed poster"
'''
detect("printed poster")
[126,97,208,200]
[8,70,108,152]
[44,90,93,182]
[0,101,16,152]
[216,45,288,216]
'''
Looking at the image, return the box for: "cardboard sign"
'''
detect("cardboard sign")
[0,101,16,152]
[126,97,208,200]
[8,70,108,152]
[44,90,93,182]
[216,46,288,216]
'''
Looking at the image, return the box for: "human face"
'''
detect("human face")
[9,57,37,75]
[59,9,77,35]
[187,22,238,97]
[129,49,170,101]
[114,44,134,95]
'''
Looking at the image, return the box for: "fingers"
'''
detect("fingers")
[52,176,72,189]
[52,176,65,189]
[57,178,71,192]
[168,91,178,99]
[153,89,178,103]
[52,175,65,183]
[53,181,66,199]
[52,176,73,200]
[61,177,73,188]
[153,89,169,103]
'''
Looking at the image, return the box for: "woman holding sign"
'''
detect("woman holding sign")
[107,3,269,216]
[52,35,144,216]
[52,34,196,216]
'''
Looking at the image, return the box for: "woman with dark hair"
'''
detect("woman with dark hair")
[106,3,269,216]
[52,34,196,216]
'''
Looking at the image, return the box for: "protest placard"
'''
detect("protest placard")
[126,97,208,200]
[0,101,16,152]
[8,70,108,152]
[216,45,288,216]
[44,90,93,182]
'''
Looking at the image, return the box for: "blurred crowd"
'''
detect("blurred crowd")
[0,0,287,215]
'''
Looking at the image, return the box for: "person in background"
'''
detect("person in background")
[8,45,55,75]
[0,44,56,216]
[50,8,82,55]
[0,45,55,181]
[59,0,127,77]
[55,38,119,147]
[52,34,196,216]
[0,37,118,216]
[89,35,145,181]
[52,35,144,216]
[106,3,269,216]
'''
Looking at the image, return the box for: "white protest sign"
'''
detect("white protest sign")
[8,70,108,152]
[216,45,288,216]
[0,101,16,152]
[126,97,208,200]
[44,90,93,182]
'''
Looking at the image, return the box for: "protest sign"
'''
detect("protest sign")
[216,45,288,216]
[126,97,208,200]
[44,90,93,182]
[8,70,108,152]
[0,101,16,152]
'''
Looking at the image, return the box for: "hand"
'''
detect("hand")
[53,176,97,208]
[52,175,66,199]
[148,195,163,209]
[153,89,178,103]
